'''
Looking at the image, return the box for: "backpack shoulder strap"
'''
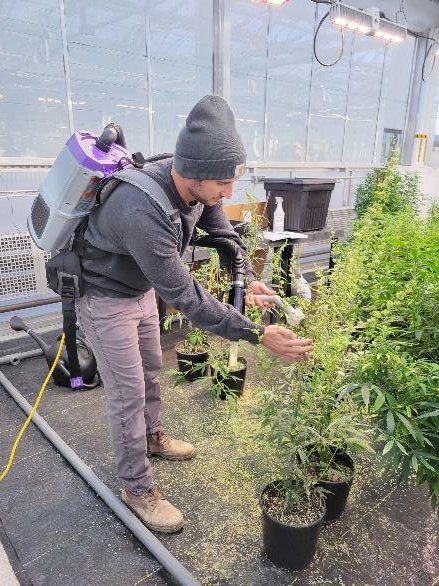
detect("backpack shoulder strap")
[112,167,180,224]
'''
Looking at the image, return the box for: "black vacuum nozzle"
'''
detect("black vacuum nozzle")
[10,315,28,333]
[95,123,127,152]
[194,235,246,315]
[9,315,99,390]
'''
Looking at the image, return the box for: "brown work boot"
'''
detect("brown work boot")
[147,431,195,461]
[121,485,184,533]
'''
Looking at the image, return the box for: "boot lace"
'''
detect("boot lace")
[144,484,163,507]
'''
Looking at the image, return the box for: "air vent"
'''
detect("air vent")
[30,194,50,238]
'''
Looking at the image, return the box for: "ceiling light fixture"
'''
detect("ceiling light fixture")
[376,17,407,43]
[329,3,407,43]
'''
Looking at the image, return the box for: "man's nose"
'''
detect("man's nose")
[221,183,234,199]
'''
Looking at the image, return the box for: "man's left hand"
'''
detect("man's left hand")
[247,280,276,308]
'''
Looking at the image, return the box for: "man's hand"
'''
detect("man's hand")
[247,280,276,308]
[261,325,313,363]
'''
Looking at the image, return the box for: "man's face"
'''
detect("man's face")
[187,178,236,207]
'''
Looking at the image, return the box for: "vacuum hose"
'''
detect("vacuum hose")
[194,236,246,369]
[194,236,246,314]
[95,123,127,153]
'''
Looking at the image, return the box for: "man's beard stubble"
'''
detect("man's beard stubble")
[188,180,216,207]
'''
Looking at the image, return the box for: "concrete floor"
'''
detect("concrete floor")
[0,323,438,586]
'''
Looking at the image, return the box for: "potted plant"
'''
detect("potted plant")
[304,152,439,511]
[190,336,248,404]
[298,408,359,522]
[260,472,326,571]
[289,339,371,522]
[163,247,226,382]
[175,325,210,382]
[330,158,439,510]
[256,371,327,570]
[210,349,247,402]
[256,356,372,565]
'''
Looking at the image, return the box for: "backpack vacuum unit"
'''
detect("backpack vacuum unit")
[23,124,132,390]
[28,124,130,253]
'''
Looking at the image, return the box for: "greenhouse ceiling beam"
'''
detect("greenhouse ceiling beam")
[58,0,74,136]
[213,0,231,100]
[144,1,154,155]
[0,158,380,171]
[246,161,380,169]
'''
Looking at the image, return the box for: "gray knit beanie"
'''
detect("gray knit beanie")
[174,95,246,180]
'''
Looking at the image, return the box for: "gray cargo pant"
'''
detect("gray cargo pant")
[76,289,161,494]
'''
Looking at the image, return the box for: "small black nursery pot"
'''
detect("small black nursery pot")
[211,357,247,399]
[175,345,209,382]
[317,452,354,522]
[260,481,325,571]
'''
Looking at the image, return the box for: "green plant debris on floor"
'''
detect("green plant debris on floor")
[148,338,439,585]
[0,332,438,585]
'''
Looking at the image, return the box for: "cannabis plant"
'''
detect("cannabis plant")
[354,149,420,218]
[313,154,439,508]
[163,248,224,352]
[255,361,371,507]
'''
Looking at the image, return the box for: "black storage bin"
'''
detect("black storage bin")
[264,179,335,232]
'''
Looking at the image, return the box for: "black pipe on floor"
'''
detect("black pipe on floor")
[0,297,60,314]
[0,370,201,586]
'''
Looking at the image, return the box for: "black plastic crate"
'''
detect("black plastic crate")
[264,179,335,232]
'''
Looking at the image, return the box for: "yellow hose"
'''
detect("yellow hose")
[0,333,65,481]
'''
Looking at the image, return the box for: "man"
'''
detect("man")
[76,95,312,533]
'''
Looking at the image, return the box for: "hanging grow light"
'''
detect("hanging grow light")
[376,17,407,43]
[329,3,407,43]
[330,3,376,35]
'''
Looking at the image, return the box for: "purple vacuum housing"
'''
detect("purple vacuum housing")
[28,128,131,253]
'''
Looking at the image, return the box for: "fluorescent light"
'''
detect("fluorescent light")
[254,0,289,5]
[116,103,152,111]
[37,97,62,103]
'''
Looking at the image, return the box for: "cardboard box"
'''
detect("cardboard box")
[223,202,267,225]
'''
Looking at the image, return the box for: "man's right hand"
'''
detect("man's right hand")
[261,325,313,363]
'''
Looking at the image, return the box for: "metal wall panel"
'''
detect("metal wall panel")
[0,0,70,157]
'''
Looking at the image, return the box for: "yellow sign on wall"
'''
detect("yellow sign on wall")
[415,133,428,162]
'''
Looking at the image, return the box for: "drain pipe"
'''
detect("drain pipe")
[0,371,201,586]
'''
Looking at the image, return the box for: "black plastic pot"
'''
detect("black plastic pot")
[317,452,354,522]
[175,346,209,382]
[211,358,247,400]
[260,481,325,571]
